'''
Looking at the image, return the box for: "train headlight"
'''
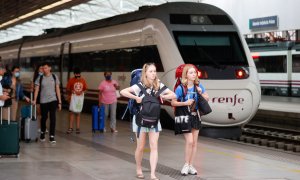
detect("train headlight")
[235,68,249,79]
[198,69,208,79]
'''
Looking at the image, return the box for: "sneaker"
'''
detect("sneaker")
[49,136,56,144]
[66,128,73,134]
[110,128,118,133]
[188,165,197,175]
[40,132,45,142]
[181,163,189,176]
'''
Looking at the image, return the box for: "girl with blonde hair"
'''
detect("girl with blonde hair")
[120,63,176,180]
[171,64,209,176]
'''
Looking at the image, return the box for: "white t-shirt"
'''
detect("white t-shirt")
[0,84,4,107]
[131,82,169,97]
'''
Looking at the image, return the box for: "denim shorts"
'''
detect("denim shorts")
[132,115,162,133]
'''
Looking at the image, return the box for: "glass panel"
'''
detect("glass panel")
[292,55,300,72]
[174,31,248,66]
[254,55,286,73]
[71,45,163,72]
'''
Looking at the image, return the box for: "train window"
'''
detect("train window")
[292,55,300,72]
[71,45,163,72]
[3,58,18,71]
[173,31,248,66]
[254,55,286,73]
[27,55,60,72]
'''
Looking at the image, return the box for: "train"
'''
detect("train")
[0,2,260,138]
[249,41,300,97]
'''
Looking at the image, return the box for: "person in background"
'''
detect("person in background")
[171,64,209,176]
[98,72,119,133]
[32,62,61,144]
[0,65,11,106]
[120,63,176,180]
[32,64,45,132]
[66,67,87,134]
[2,65,30,120]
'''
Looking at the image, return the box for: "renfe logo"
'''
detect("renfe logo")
[211,94,244,106]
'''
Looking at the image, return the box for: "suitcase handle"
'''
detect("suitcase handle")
[30,93,37,119]
[0,107,10,125]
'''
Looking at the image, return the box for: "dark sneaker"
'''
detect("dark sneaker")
[49,135,56,144]
[40,132,45,142]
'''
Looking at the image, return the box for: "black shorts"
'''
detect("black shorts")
[190,114,201,130]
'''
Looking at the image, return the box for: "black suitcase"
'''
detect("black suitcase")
[0,107,20,157]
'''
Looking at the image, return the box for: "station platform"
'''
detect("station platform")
[1,110,300,180]
[259,95,300,113]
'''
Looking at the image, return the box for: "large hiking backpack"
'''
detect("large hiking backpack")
[135,83,167,128]
[174,64,200,91]
[128,69,142,115]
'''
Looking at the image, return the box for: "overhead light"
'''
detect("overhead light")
[0,0,72,29]
[41,0,72,10]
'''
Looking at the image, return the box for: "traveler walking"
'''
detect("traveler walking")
[32,62,62,143]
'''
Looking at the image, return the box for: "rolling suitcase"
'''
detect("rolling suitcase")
[20,98,38,142]
[0,107,20,157]
[92,105,105,133]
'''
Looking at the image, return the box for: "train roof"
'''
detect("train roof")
[248,41,300,52]
[0,2,233,48]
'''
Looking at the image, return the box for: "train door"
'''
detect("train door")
[291,50,300,97]
[252,51,289,96]
[59,42,72,105]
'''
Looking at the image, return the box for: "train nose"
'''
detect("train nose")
[203,90,253,125]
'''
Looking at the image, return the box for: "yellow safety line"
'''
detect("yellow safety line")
[203,147,300,174]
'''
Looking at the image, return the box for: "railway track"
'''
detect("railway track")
[229,123,300,153]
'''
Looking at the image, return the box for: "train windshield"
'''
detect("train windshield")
[174,32,248,66]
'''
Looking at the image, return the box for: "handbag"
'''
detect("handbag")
[197,92,212,115]
[69,93,84,113]
[174,106,192,135]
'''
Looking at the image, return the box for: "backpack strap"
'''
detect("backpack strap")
[179,84,186,102]
[39,75,43,95]
[136,83,148,96]
[52,74,57,84]
[137,126,141,138]
[39,74,58,102]
[39,74,57,89]
[155,85,167,97]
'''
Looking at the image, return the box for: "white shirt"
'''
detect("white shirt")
[0,84,4,107]
[131,82,168,97]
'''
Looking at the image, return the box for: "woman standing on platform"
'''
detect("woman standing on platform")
[120,63,176,180]
[171,64,209,176]
[98,72,119,133]
[2,66,30,120]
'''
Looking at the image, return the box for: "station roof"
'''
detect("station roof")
[0,0,200,44]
